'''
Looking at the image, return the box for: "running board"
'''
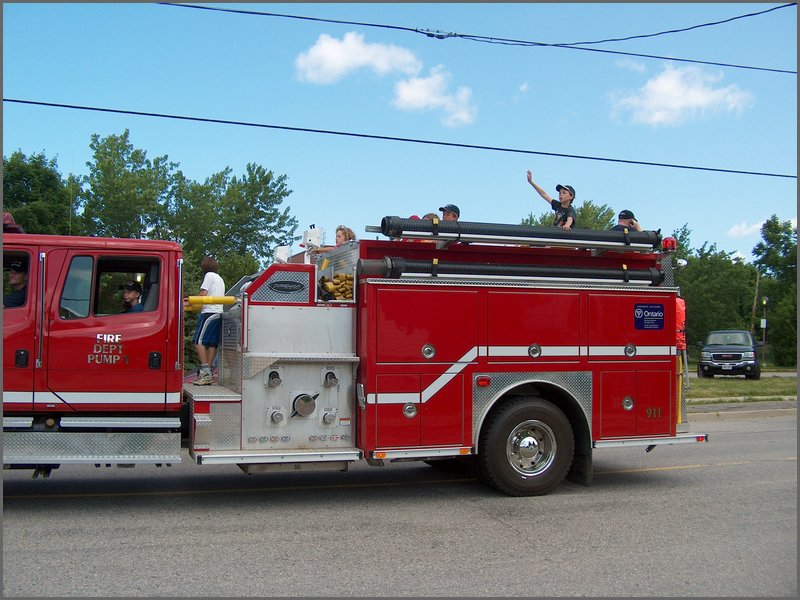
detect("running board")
[3,431,182,464]
[190,447,362,465]
[593,432,708,450]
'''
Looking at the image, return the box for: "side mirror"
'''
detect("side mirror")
[695,341,704,348]
[756,341,764,347]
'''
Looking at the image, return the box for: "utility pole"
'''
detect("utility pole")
[750,271,760,334]
[761,296,769,367]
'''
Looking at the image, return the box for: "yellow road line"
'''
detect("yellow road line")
[596,456,796,476]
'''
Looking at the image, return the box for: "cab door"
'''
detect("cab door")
[41,249,170,413]
[2,247,38,412]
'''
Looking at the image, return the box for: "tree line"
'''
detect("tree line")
[4,130,797,367]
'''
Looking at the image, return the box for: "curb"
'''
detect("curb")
[687,397,796,420]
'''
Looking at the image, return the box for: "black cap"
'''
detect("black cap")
[119,281,143,294]
[439,204,460,217]
[556,184,576,198]
[619,209,636,220]
[6,260,26,273]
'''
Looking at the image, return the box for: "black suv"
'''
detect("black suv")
[697,330,762,379]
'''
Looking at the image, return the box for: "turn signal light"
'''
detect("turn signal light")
[476,376,491,387]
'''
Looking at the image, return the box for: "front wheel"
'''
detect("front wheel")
[479,396,574,496]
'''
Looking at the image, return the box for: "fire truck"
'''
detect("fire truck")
[2,216,706,496]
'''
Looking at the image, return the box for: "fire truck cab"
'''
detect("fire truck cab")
[3,234,185,476]
[3,217,706,496]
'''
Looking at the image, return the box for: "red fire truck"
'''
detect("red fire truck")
[2,216,706,496]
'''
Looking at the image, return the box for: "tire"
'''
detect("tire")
[696,366,704,378]
[478,396,574,497]
[746,371,761,380]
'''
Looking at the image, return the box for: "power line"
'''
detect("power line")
[541,3,796,46]
[4,98,795,180]
[160,2,797,76]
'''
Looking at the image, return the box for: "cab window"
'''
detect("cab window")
[3,251,31,309]
[59,255,161,319]
[59,256,93,319]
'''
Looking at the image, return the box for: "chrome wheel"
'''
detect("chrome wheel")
[506,419,557,476]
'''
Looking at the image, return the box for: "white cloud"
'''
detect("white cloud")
[615,59,647,73]
[611,64,755,126]
[295,32,422,84]
[393,66,477,126]
[728,220,764,237]
[519,82,529,93]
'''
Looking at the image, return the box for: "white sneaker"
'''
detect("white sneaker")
[193,373,213,386]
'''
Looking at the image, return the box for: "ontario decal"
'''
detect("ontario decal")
[634,303,665,330]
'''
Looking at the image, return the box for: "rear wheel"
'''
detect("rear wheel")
[479,396,574,496]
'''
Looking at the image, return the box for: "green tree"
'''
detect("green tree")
[176,163,298,273]
[671,223,693,262]
[752,215,797,282]
[521,199,615,230]
[676,243,758,349]
[79,130,177,239]
[751,216,797,367]
[2,150,81,235]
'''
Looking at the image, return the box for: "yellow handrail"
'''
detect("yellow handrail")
[183,295,236,312]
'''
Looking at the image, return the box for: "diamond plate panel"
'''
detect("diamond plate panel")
[243,354,280,380]
[660,255,675,287]
[210,403,241,450]
[251,271,309,303]
[221,309,242,393]
[471,371,593,445]
[3,432,181,464]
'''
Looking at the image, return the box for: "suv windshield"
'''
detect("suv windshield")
[706,332,751,346]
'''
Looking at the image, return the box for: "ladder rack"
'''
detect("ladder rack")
[367,216,663,253]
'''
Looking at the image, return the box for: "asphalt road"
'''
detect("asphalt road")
[3,408,796,597]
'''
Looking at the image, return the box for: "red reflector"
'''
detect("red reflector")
[476,376,491,387]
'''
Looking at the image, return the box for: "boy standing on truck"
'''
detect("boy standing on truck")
[190,256,225,386]
[525,170,576,230]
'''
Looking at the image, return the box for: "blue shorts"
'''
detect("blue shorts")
[193,312,221,348]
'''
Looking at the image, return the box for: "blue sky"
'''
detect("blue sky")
[3,2,797,260]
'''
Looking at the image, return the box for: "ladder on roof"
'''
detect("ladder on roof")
[366,216,663,253]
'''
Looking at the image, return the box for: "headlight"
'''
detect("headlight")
[743,351,755,359]
[701,352,712,359]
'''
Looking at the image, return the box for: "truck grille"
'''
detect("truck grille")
[712,353,743,361]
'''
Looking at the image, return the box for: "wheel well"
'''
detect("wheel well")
[478,381,593,486]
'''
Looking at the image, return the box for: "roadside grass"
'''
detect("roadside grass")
[687,375,797,400]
